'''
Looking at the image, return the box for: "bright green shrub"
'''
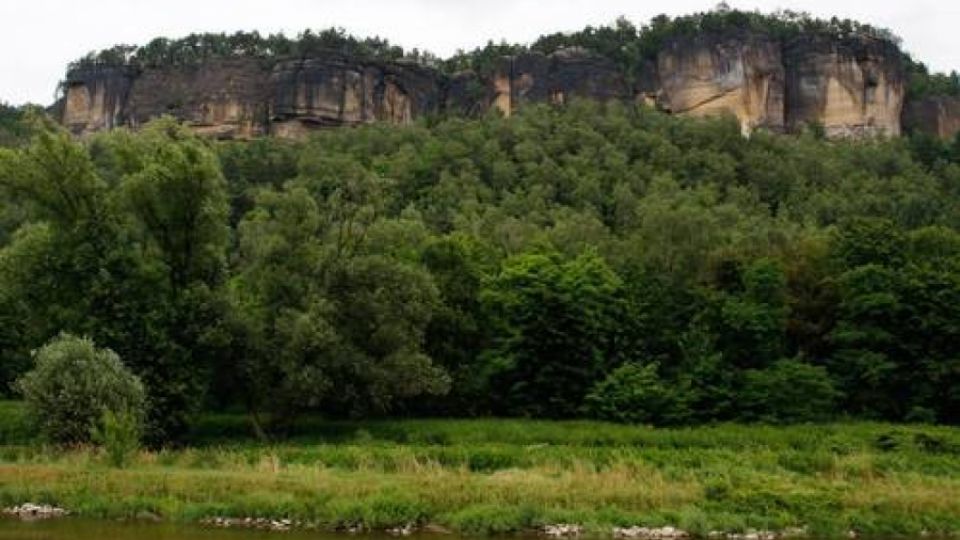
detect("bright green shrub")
[15,333,145,445]
[740,359,841,423]
[91,409,142,467]
[582,362,689,425]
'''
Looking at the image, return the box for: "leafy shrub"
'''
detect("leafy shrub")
[583,362,689,425]
[740,359,840,423]
[91,409,142,467]
[15,333,145,445]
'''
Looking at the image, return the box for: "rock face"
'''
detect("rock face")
[126,58,271,139]
[903,96,960,139]
[784,35,904,137]
[269,56,442,136]
[655,32,785,135]
[62,60,269,139]
[57,30,939,140]
[61,66,135,135]
[62,55,443,139]
[448,48,631,118]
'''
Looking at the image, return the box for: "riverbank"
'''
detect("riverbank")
[0,405,958,537]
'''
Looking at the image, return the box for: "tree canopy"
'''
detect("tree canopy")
[1,99,959,442]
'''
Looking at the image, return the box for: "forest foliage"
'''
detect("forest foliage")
[1,98,959,443]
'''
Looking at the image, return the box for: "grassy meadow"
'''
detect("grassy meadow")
[0,402,958,537]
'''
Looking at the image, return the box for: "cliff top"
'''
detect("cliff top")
[66,7,952,98]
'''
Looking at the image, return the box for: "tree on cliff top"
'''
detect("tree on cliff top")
[68,28,427,73]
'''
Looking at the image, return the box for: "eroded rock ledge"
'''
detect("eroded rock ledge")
[57,31,957,140]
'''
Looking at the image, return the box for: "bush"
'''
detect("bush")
[14,333,146,445]
[739,359,840,423]
[582,362,689,425]
[91,409,142,467]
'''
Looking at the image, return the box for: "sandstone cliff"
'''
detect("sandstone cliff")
[63,60,269,138]
[445,48,631,118]
[62,54,442,139]
[269,56,442,137]
[62,66,135,135]
[57,30,955,140]
[654,32,784,135]
[127,58,271,139]
[493,48,631,115]
[784,35,904,137]
[903,96,960,139]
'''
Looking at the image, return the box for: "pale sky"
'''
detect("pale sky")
[2,0,958,106]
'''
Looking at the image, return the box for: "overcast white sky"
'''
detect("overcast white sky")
[2,0,958,105]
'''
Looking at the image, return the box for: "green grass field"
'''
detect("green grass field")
[0,401,958,537]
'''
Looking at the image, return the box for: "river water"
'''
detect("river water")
[0,519,407,540]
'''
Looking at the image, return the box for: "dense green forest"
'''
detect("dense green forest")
[0,103,27,148]
[1,101,959,444]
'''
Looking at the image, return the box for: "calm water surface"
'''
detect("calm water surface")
[0,520,936,540]
[0,519,412,540]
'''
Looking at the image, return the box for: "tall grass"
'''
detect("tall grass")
[0,402,957,537]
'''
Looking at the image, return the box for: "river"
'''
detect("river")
[0,519,409,540]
